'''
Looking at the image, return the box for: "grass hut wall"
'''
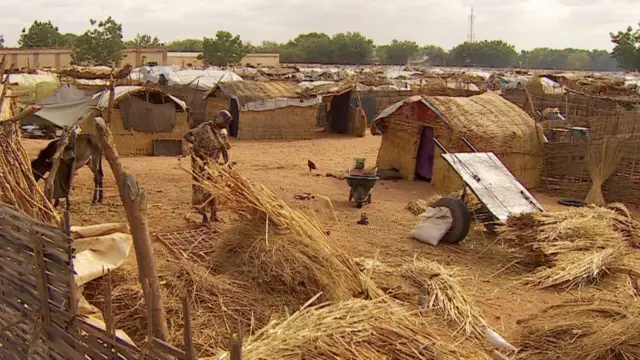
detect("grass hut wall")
[80,86,189,156]
[372,92,544,193]
[203,81,320,140]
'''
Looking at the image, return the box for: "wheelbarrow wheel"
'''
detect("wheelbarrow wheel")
[355,186,365,208]
[433,197,471,244]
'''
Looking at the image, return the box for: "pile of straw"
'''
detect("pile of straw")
[406,199,429,215]
[516,298,640,359]
[213,298,490,360]
[585,138,625,206]
[355,257,486,339]
[195,165,383,300]
[498,205,637,288]
[0,85,58,225]
[84,256,278,355]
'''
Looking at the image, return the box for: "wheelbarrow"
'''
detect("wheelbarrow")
[345,167,380,208]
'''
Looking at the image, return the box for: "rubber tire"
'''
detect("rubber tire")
[558,199,586,208]
[433,197,472,244]
[355,186,365,208]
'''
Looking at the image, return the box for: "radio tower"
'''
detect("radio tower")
[467,7,476,43]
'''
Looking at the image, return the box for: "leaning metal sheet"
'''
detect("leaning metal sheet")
[441,152,544,222]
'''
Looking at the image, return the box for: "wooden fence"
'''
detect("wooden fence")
[0,202,193,359]
[541,137,640,206]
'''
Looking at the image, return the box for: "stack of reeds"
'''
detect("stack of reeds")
[516,298,640,359]
[193,164,384,300]
[0,65,59,226]
[355,257,486,340]
[585,138,625,206]
[213,298,490,360]
[498,205,638,289]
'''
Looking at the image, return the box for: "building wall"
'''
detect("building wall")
[0,47,168,69]
[240,53,280,67]
[238,107,316,140]
[167,52,204,68]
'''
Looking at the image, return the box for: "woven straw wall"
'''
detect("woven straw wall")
[238,106,316,140]
[206,97,229,122]
[81,108,189,156]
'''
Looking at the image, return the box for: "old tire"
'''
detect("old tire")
[433,197,471,244]
[558,199,585,208]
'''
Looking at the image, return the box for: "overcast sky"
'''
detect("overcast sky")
[1,0,638,51]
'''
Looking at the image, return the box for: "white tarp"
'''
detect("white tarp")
[33,85,99,128]
[242,96,322,111]
[410,207,453,246]
[136,66,242,90]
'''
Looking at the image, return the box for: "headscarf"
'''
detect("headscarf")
[213,110,233,128]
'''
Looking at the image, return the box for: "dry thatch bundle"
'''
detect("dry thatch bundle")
[213,298,490,360]
[355,257,486,339]
[194,165,384,300]
[585,138,625,206]
[84,255,279,356]
[516,298,640,360]
[498,205,637,289]
[406,199,429,215]
[0,86,59,225]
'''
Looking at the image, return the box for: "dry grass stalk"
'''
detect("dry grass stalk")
[213,298,490,360]
[516,298,640,360]
[585,138,625,206]
[0,119,59,226]
[355,257,486,340]
[497,206,635,289]
[192,164,384,300]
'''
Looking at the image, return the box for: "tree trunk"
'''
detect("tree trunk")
[93,86,169,341]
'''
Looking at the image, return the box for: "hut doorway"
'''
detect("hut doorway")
[415,126,435,182]
[329,92,351,134]
[229,98,240,137]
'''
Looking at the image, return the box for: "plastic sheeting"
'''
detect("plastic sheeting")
[33,86,99,128]
[410,207,453,246]
[135,66,242,90]
[242,96,322,111]
[93,86,188,111]
[4,73,60,103]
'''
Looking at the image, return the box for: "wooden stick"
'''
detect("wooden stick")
[5,105,42,123]
[44,131,71,204]
[93,81,169,341]
[182,296,196,360]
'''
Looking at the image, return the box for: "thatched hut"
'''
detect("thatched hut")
[371,92,544,192]
[203,81,321,140]
[80,86,188,156]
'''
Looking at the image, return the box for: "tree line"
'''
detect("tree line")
[1,18,639,71]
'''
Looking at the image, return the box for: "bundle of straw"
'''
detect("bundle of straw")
[193,164,384,300]
[585,138,624,206]
[214,298,490,360]
[355,257,486,339]
[516,298,640,359]
[0,109,59,226]
[498,206,633,289]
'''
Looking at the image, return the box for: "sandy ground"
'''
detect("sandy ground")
[21,134,634,344]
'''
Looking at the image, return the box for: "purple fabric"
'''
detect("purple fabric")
[415,127,435,179]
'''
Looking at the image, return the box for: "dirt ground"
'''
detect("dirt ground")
[22,134,635,345]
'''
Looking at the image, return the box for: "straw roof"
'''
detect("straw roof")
[55,65,133,80]
[373,91,544,156]
[213,81,305,104]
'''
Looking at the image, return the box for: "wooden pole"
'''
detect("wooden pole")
[93,83,169,341]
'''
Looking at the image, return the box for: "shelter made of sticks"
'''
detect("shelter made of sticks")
[80,86,189,156]
[203,80,321,140]
[371,92,544,192]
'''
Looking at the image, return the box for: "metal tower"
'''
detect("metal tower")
[468,7,476,43]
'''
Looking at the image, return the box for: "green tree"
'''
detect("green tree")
[19,20,62,48]
[72,17,124,66]
[59,33,78,47]
[287,33,335,63]
[449,40,517,68]
[564,51,590,70]
[420,45,449,66]
[167,39,203,52]
[0,35,4,48]
[202,31,246,66]
[331,32,374,64]
[125,33,162,48]
[587,50,618,71]
[377,39,420,65]
[610,24,640,70]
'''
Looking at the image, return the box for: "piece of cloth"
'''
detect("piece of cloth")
[189,122,231,214]
[119,96,176,133]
